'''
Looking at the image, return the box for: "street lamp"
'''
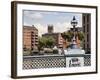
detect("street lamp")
[64,16,85,68]
[71,16,78,28]
[70,16,78,49]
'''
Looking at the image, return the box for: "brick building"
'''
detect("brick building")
[42,25,63,48]
[23,25,38,51]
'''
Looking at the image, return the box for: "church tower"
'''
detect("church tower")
[48,25,53,33]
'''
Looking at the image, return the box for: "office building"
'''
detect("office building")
[23,25,38,51]
[82,13,91,52]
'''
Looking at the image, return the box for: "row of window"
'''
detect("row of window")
[83,14,90,24]
[31,43,38,46]
[83,24,90,32]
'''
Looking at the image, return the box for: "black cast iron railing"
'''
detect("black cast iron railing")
[23,54,91,69]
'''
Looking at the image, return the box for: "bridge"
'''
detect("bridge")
[23,54,91,69]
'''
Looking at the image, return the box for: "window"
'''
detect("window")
[83,15,85,24]
[87,34,89,42]
[83,26,85,32]
[87,24,90,32]
[87,14,90,22]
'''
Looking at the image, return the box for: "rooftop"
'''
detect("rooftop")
[23,25,38,31]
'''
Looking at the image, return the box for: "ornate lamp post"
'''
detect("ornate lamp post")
[70,16,78,49]
[64,16,85,67]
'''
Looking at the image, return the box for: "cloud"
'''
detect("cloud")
[24,11,43,19]
[24,22,32,26]
[33,23,47,37]
[54,22,72,33]
[33,22,73,37]
[32,13,43,19]
[41,12,58,15]
[26,21,82,38]
[23,11,82,36]
[33,23,69,37]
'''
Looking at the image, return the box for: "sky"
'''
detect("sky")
[23,10,82,36]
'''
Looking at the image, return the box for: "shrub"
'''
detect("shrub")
[53,49,58,54]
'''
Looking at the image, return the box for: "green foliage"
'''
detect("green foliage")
[53,49,58,54]
[23,48,31,56]
[61,31,73,42]
[77,32,84,41]
[38,37,47,50]
[61,31,84,42]
[38,36,55,50]
[46,36,55,48]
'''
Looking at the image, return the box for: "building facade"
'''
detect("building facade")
[23,25,38,51]
[82,13,91,53]
[42,25,63,48]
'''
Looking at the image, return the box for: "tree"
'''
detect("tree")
[61,31,84,42]
[77,31,84,41]
[38,37,47,50]
[61,31,73,42]
[46,36,55,48]
[38,36,55,50]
